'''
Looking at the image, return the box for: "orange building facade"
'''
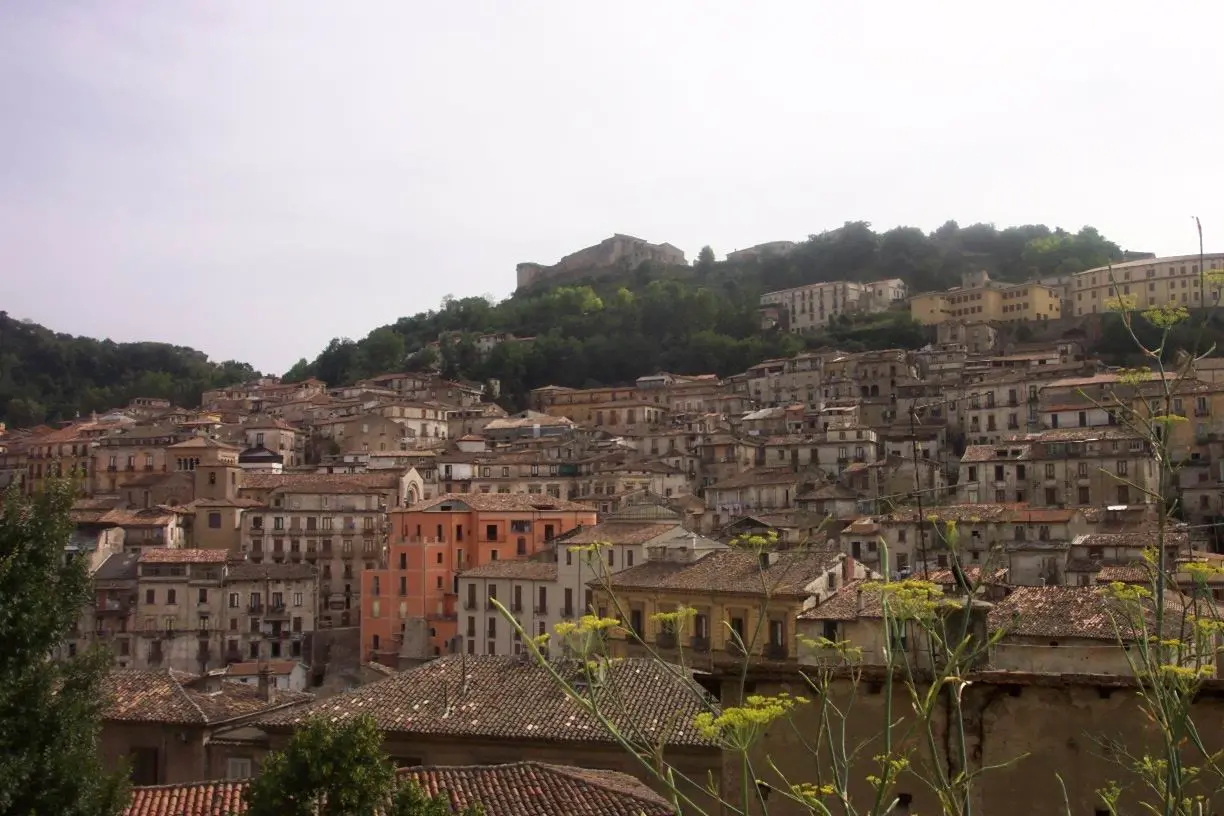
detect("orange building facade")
[361,494,596,664]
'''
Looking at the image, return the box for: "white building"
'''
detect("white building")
[456,503,725,656]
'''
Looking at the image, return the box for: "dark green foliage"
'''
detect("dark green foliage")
[288,221,1122,407]
[244,715,481,816]
[1095,310,1224,366]
[0,312,259,428]
[0,481,130,816]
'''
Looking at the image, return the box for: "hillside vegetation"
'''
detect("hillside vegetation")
[284,221,1129,407]
[2,221,1139,426]
[0,311,258,427]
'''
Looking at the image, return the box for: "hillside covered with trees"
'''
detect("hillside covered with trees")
[0,311,258,427]
[283,221,1130,407]
[2,221,1139,425]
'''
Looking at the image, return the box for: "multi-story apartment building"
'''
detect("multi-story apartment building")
[365,494,596,663]
[238,474,404,627]
[130,548,229,672]
[435,449,577,498]
[202,377,327,413]
[22,419,118,495]
[79,549,319,674]
[757,427,881,475]
[530,385,669,428]
[759,279,907,333]
[910,270,1062,325]
[598,547,863,667]
[1069,253,1224,316]
[92,423,196,494]
[875,504,1092,583]
[745,354,824,407]
[957,428,1156,507]
[221,562,319,664]
[242,417,304,468]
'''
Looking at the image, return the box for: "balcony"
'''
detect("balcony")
[561,606,574,618]
[511,602,523,614]
[248,604,264,615]
[656,631,677,649]
[485,599,499,611]
[1196,407,1212,417]
[765,643,789,660]
[463,599,477,611]
[726,639,747,657]
[534,604,548,615]
[690,635,711,653]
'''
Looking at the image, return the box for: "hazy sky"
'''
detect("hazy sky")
[2,2,1221,374]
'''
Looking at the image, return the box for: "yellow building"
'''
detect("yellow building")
[909,270,1062,326]
[594,547,863,667]
[1069,253,1224,316]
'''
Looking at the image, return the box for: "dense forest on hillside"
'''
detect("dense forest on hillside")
[0,312,258,427]
[2,221,1142,426]
[283,221,1130,407]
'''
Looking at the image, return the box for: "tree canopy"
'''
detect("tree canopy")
[0,481,130,816]
[283,221,1126,409]
[0,312,258,428]
[244,715,480,816]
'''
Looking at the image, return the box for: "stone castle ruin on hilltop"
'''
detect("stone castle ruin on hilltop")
[516,234,687,290]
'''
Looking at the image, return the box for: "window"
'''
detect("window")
[1117,460,1128,476]
[228,593,239,608]
[145,589,155,604]
[1078,486,1091,504]
[1045,463,1055,478]
[1078,462,1088,477]
[485,524,497,541]
[629,608,643,636]
[768,619,785,647]
[197,588,207,604]
[293,592,303,606]
[208,512,221,529]
[166,589,177,605]
[1117,485,1130,504]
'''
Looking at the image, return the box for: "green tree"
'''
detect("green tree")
[0,481,130,816]
[245,715,481,816]
[360,327,407,376]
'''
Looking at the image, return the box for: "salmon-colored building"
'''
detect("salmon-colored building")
[361,493,596,664]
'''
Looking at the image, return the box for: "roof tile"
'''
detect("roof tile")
[257,655,716,747]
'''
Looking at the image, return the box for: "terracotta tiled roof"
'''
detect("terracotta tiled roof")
[798,579,881,621]
[184,497,266,509]
[167,437,241,450]
[1097,563,1154,583]
[460,560,558,581]
[606,548,843,598]
[564,522,679,546]
[707,467,800,490]
[225,561,317,581]
[397,762,675,816]
[98,507,181,527]
[124,779,246,816]
[102,669,311,725]
[988,585,1199,641]
[257,655,716,747]
[138,549,229,564]
[407,494,595,513]
[1073,531,1188,552]
[124,762,674,816]
[240,472,401,491]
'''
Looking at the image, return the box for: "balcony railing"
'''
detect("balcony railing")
[534,604,548,615]
[691,635,711,653]
[656,631,677,649]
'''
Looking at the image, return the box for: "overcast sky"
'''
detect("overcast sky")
[2,2,1221,374]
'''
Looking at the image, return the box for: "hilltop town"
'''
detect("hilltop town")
[5,246,1224,815]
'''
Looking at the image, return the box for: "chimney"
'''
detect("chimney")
[257,667,275,702]
[842,553,856,583]
[855,587,864,616]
